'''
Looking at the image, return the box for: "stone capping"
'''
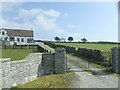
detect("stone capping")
[111,47,120,50]
[41,53,55,55]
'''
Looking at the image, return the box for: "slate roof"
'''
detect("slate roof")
[2,28,34,37]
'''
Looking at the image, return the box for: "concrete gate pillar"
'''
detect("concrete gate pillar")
[111,47,120,74]
[55,48,66,74]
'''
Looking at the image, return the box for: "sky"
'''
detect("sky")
[0,1,118,42]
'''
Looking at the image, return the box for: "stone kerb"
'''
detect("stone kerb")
[111,47,120,74]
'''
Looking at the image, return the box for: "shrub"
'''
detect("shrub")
[44,41,107,65]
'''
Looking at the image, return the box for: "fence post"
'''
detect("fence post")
[55,48,66,74]
[111,47,120,74]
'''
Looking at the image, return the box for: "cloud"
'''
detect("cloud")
[1,3,82,41]
[68,24,80,28]
[34,15,57,30]
[44,9,60,18]
[14,8,60,21]
[2,6,64,39]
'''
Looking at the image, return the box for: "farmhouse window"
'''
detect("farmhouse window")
[21,38,24,42]
[2,31,5,35]
[27,38,33,43]
[10,37,14,41]
[17,38,20,42]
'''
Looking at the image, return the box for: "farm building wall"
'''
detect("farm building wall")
[0,48,66,89]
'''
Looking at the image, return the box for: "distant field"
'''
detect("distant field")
[1,49,38,61]
[56,43,118,52]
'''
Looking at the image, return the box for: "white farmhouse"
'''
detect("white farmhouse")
[0,28,34,45]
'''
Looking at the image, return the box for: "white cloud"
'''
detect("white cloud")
[1,3,81,41]
[1,7,64,38]
[34,15,57,30]
[14,8,60,20]
[44,9,60,18]
[68,24,80,28]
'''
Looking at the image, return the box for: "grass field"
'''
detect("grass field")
[11,72,75,89]
[1,49,38,61]
[56,43,118,52]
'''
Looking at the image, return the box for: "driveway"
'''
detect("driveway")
[67,56,119,88]
[40,44,119,88]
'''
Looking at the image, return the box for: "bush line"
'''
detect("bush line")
[43,41,110,67]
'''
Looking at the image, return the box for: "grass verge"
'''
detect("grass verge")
[69,59,92,73]
[56,42,118,52]
[70,54,109,70]
[11,72,75,89]
[1,49,38,61]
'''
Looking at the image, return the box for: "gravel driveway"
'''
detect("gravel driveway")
[67,56,119,88]
[39,44,119,88]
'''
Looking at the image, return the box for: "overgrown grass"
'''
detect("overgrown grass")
[69,59,92,73]
[11,72,75,89]
[56,42,117,64]
[56,43,118,52]
[70,54,109,70]
[1,49,38,61]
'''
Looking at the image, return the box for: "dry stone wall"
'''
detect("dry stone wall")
[1,53,42,88]
[0,48,66,89]
[111,47,120,74]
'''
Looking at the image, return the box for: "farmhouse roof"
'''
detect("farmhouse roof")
[2,28,34,37]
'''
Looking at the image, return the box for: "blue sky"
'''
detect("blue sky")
[1,2,118,42]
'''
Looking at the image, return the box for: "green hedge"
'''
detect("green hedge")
[44,41,110,66]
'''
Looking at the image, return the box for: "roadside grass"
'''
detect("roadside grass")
[69,59,92,73]
[56,42,118,52]
[69,54,108,70]
[1,49,38,61]
[113,74,120,78]
[69,59,110,76]
[11,72,75,89]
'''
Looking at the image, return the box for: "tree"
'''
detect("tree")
[55,36,61,42]
[81,38,87,43]
[68,36,73,42]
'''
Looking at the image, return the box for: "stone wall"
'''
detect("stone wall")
[1,53,42,88]
[0,48,66,89]
[42,53,55,75]
[55,48,66,74]
[111,47,120,74]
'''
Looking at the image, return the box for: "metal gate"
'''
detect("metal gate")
[66,52,112,74]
